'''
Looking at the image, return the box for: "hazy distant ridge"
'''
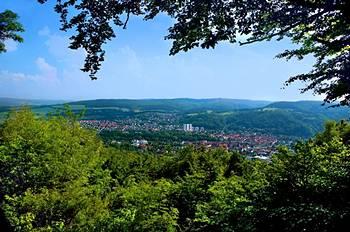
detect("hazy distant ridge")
[0,97,66,107]
[68,98,272,112]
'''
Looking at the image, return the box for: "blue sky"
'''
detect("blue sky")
[0,0,321,101]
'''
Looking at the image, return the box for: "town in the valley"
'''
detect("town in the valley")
[79,118,295,159]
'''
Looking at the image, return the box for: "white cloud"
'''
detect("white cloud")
[0,71,26,81]
[45,34,71,58]
[35,57,58,82]
[38,26,85,66]
[0,57,58,83]
[118,46,144,77]
[4,40,18,52]
[38,26,50,36]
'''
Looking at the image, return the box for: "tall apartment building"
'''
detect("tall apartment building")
[183,124,193,132]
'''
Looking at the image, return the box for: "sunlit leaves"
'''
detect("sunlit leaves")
[1,108,350,231]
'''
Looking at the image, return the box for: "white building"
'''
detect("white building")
[132,139,148,147]
[183,124,193,132]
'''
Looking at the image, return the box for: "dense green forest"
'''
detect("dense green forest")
[1,108,349,231]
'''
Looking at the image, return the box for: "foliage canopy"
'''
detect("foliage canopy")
[0,10,24,53]
[0,108,350,231]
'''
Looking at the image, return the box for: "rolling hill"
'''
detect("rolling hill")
[265,101,350,118]
[180,101,350,137]
[1,98,349,138]
[0,98,66,107]
[68,98,271,112]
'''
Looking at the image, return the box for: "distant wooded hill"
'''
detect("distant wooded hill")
[0,98,66,107]
[179,101,350,137]
[68,98,272,112]
[0,98,349,137]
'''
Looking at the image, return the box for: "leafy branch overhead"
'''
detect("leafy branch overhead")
[29,1,350,105]
[0,10,24,53]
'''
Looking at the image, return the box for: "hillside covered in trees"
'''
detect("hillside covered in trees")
[1,99,349,138]
[0,108,349,231]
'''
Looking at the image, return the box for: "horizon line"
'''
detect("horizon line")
[0,96,326,103]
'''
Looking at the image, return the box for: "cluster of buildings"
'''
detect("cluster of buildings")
[183,124,205,132]
[212,133,278,145]
[79,114,181,132]
[214,133,279,156]
[181,133,280,157]
[132,139,149,148]
[116,118,180,131]
[79,118,292,158]
[79,120,118,132]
